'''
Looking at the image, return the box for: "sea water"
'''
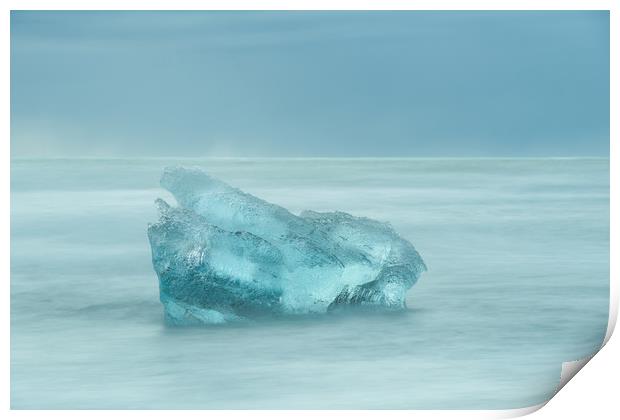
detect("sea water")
[10,158,609,409]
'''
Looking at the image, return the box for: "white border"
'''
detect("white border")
[2,1,617,418]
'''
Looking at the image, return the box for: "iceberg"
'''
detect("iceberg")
[147,166,427,324]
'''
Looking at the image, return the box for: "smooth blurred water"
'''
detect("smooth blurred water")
[10,158,609,409]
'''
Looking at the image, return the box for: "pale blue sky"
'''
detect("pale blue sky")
[11,11,609,157]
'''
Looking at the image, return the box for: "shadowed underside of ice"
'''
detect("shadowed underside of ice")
[147,166,427,325]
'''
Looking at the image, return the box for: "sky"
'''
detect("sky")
[11,11,609,157]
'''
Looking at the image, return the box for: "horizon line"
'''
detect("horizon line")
[9,156,611,160]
